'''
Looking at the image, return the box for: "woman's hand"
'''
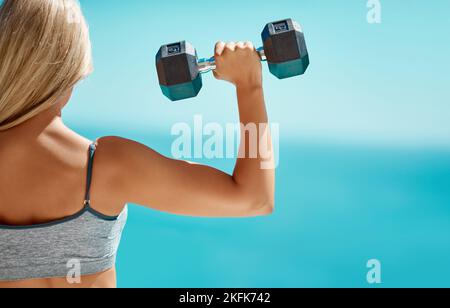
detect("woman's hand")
[213,41,263,90]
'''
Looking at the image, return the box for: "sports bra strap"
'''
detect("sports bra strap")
[84,143,97,207]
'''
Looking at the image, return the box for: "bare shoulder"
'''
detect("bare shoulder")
[93,136,136,192]
[87,136,138,214]
[95,136,162,168]
[96,136,153,156]
[92,136,163,207]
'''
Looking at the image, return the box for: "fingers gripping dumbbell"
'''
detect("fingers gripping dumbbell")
[155,19,309,101]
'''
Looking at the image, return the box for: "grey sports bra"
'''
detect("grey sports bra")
[0,143,128,282]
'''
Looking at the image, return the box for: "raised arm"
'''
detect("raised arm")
[98,41,275,218]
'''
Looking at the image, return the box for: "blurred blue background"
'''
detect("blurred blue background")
[70,0,450,287]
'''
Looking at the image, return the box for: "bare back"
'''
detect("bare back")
[0,116,126,288]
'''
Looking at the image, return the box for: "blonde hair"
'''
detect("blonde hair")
[0,0,92,131]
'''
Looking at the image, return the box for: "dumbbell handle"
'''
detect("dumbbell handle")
[198,47,266,74]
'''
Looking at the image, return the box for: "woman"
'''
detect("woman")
[0,0,275,288]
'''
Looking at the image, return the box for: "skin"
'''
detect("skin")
[0,42,275,288]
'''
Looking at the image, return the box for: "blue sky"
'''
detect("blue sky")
[67,0,450,147]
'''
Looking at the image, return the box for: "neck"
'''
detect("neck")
[0,87,73,142]
[0,105,65,143]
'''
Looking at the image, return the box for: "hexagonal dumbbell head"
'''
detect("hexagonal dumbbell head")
[261,19,309,79]
[156,41,202,101]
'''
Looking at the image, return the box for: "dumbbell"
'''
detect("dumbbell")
[156,18,309,102]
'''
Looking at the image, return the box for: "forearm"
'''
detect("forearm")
[232,86,275,209]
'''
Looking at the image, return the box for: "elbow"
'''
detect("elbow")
[234,183,275,217]
[248,196,275,217]
[261,199,275,216]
